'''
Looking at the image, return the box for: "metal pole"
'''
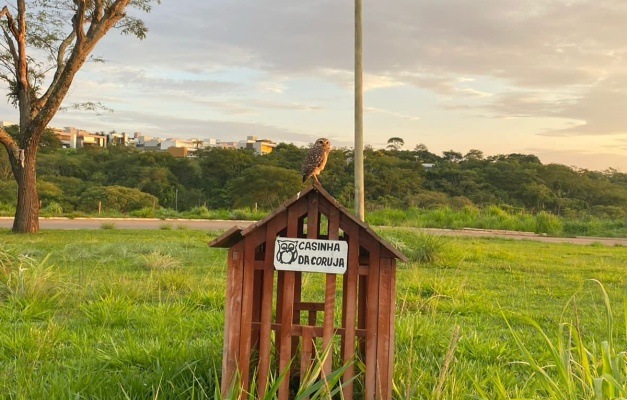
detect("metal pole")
[354,0,365,221]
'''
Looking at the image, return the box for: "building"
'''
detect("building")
[237,135,277,155]
[48,126,277,156]
[54,127,106,148]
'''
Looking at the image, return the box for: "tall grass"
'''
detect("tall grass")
[0,229,625,399]
[367,206,627,237]
[501,280,627,400]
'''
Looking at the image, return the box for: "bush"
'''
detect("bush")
[129,207,156,218]
[78,185,158,214]
[534,211,563,235]
[40,201,63,217]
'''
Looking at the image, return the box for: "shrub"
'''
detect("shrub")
[129,207,155,218]
[535,211,563,235]
[136,251,180,271]
[40,201,63,217]
[78,185,158,214]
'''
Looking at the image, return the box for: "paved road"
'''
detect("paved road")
[1,217,626,246]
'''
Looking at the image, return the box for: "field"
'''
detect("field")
[0,228,625,399]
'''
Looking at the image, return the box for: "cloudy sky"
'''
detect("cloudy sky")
[2,0,627,171]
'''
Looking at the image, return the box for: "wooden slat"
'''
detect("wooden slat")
[250,322,368,338]
[257,218,278,397]
[364,243,381,400]
[358,274,368,355]
[341,223,359,399]
[221,242,244,395]
[376,255,393,399]
[388,260,397,400]
[237,230,260,390]
[295,302,325,312]
[300,326,314,400]
[307,192,320,239]
[292,270,302,377]
[322,274,336,376]
[278,270,296,400]
[251,269,263,349]
[278,205,299,400]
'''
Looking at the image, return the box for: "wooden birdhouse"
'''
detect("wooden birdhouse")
[208,183,407,399]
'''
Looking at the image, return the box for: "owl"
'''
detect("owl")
[301,138,331,184]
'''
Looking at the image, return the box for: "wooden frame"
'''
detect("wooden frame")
[209,184,407,400]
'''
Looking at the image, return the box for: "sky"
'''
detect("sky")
[1,0,627,172]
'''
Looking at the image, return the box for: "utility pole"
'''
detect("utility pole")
[354,0,365,221]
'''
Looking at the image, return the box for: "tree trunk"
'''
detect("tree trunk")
[12,147,39,233]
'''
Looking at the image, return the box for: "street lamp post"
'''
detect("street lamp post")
[354,0,364,221]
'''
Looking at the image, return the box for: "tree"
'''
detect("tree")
[386,136,404,151]
[228,165,302,210]
[0,0,160,233]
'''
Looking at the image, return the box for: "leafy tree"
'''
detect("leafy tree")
[386,137,404,151]
[78,185,157,213]
[0,0,160,233]
[197,147,255,209]
[442,150,463,163]
[3,124,61,151]
[228,165,302,209]
[463,149,484,161]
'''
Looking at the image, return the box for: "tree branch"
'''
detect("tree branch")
[0,127,19,162]
[36,30,76,109]
[94,0,104,22]
[1,27,19,71]
[73,0,87,45]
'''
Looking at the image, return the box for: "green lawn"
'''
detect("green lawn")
[0,228,625,399]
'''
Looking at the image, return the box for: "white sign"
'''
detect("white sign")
[274,238,348,274]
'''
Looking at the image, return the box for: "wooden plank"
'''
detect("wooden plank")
[251,269,263,348]
[294,302,325,312]
[292,271,302,377]
[221,242,244,395]
[322,274,336,376]
[376,255,393,399]
[278,205,299,400]
[278,270,296,400]
[307,192,320,239]
[274,269,284,377]
[300,326,314,400]
[257,218,278,397]
[358,273,368,357]
[251,322,368,338]
[318,197,337,376]
[341,224,359,399]
[237,231,260,391]
[364,242,381,400]
[388,260,397,400]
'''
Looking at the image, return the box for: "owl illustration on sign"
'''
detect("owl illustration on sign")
[301,138,331,185]
[276,239,298,264]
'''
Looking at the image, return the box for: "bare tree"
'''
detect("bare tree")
[0,0,160,233]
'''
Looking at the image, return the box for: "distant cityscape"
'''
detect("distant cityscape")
[0,121,277,157]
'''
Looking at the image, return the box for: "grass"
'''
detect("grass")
[0,228,625,399]
[366,206,627,238]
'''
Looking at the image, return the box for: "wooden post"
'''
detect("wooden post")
[221,243,245,395]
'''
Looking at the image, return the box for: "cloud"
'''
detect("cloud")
[365,106,419,121]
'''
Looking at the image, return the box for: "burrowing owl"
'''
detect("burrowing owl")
[301,138,331,184]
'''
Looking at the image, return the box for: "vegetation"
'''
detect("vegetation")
[0,228,624,399]
[0,0,161,233]
[1,143,626,234]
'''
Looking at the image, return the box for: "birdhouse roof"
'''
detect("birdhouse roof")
[208,183,408,262]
